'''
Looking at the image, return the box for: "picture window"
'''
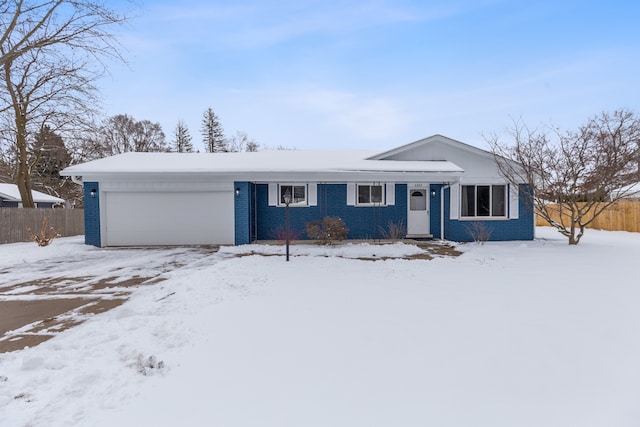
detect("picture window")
[461,185,506,217]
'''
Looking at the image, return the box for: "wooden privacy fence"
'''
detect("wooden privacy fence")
[0,208,84,245]
[535,201,640,233]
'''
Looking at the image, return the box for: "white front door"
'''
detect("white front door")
[407,185,430,236]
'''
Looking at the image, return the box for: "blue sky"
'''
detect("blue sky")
[100,0,640,151]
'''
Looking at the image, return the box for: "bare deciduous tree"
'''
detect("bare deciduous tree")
[97,114,167,156]
[0,47,99,206]
[132,119,166,153]
[0,0,128,207]
[227,130,260,152]
[488,109,640,245]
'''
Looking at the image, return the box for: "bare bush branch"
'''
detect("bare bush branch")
[26,215,59,246]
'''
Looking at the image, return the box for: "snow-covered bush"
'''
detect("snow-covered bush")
[305,217,349,245]
[135,354,165,376]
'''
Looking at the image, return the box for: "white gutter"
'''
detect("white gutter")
[441,184,447,240]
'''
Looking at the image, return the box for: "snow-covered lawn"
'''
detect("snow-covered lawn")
[1,228,640,426]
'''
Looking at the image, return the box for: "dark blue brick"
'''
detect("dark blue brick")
[444,184,534,242]
[83,182,101,247]
[429,184,443,238]
[234,181,252,245]
[255,184,408,241]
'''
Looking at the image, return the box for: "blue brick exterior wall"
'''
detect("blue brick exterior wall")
[444,183,534,242]
[83,182,101,247]
[255,184,408,241]
[234,182,252,245]
[429,184,443,239]
[238,182,533,244]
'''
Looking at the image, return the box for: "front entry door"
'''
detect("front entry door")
[407,185,430,236]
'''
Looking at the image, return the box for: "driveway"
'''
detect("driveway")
[0,244,219,353]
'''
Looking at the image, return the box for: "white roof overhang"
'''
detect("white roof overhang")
[60,152,465,183]
[0,184,65,203]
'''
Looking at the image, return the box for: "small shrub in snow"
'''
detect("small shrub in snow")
[465,221,493,244]
[136,354,165,376]
[305,217,349,245]
[269,225,302,242]
[380,220,406,241]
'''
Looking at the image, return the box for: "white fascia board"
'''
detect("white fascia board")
[250,170,464,183]
[79,169,465,185]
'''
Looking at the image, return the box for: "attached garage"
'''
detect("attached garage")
[103,190,234,246]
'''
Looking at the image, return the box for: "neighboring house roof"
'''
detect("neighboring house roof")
[60,148,466,182]
[0,183,65,204]
[611,182,640,199]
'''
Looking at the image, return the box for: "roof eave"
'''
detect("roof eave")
[68,169,465,183]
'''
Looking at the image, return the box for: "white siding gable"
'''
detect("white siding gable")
[381,139,502,182]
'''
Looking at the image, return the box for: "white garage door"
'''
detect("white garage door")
[104,191,234,246]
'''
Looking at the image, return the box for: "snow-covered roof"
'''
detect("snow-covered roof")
[0,183,65,204]
[611,182,640,199]
[60,150,465,181]
[368,134,492,161]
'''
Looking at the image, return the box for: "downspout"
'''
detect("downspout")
[441,184,448,240]
[70,175,83,186]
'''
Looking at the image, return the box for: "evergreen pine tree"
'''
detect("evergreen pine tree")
[200,107,227,152]
[31,126,71,180]
[173,120,194,152]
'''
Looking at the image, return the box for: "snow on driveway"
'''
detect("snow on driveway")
[1,229,640,426]
[0,238,219,352]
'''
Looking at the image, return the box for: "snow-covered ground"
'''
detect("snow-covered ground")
[1,228,640,427]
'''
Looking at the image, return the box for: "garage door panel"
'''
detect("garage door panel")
[105,191,233,246]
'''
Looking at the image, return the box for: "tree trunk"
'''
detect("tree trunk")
[568,221,578,245]
[4,60,35,208]
[15,113,35,208]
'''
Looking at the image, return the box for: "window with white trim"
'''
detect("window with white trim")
[461,185,506,218]
[279,184,307,206]
[357,184,384,205]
